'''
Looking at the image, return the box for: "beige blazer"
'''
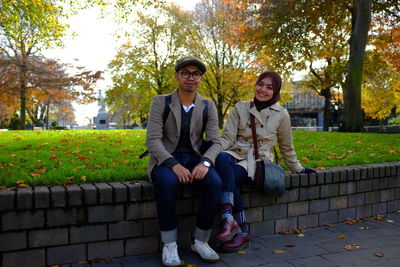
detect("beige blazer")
[221,101,303,179]
[146,89,221,181]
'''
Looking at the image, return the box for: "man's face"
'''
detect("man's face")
[175,65,203,93]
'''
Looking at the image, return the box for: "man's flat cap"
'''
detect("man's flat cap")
[175,56,206,74]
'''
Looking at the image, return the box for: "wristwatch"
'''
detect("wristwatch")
[202,160,211,168]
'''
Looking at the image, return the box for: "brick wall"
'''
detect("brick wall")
[1,162,399,266]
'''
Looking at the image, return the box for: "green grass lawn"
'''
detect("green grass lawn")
[0,130,399,187]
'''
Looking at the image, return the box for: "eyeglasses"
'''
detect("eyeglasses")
[179,70,203,80]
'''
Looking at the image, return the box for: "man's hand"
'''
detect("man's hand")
[191,163,209,180]
[172,164,192,184]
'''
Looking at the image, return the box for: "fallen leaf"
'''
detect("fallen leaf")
[273,250,285,254]
[338,234,345,239]
[375,253,384,257]
[344,219,358,225]
[80,176,87,182]
[0,186,6,189]
[18,184,29,188]
[343,244,361,250]
[301,157,309,162]
[325,224,336,227]
[49,155,57,160]
[90,258,100,264]
[297,233,305,237]
[184,264,197,267]
[30,173,41,177]
[387,220,394,223]
[10,154,17,157]
[16,180,24,184]
[77,260,89,264]
[40,142,49,146]
[286,243,296,247]
[104,258,113,262]
[237,250,247,254]
[49,265,59,267]
[357,226,372,230]
[66,177,75,180]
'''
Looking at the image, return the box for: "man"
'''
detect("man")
[146,56,222,266]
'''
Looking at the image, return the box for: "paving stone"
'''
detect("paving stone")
[125,236,159,256]
[47,244,86,265]
[288,256,337,267]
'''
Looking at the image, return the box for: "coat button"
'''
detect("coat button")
[261,125,264,128]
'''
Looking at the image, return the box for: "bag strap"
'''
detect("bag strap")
[249,101,260,162]
[250,101,281,166]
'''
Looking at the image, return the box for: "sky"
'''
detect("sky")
[44,0,200,126]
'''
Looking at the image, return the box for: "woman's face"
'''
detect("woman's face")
[255,76,274,102]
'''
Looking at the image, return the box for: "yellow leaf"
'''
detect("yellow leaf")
[297,233,305,237]
[273,250,285,254]
[80,176,87,182]
[77,260,89,264]
[66,177,75,180]
[237,250,247,254]
[387,220,394,223]
[40,142,49,146]
[375,253,384,257]
[30,173,41,177]
[301,157,309,162]
[286,243,295,247]
[18,184,29,188]
[16,180,24,184]
[0,186,6,189]
[338,234,345,239]
[10,154,17,157]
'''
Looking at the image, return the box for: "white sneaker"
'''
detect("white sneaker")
[191,239,220,263]
[162,241,181,267]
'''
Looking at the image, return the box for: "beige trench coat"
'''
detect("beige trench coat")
[146,90,221,181]
[221,101,303,180]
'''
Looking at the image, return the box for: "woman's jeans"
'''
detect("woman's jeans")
[151,152,222,243]
[215,152,252,214]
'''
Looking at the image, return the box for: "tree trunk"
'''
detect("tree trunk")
[340,0,372,132]
[321,87,332,131]
[19,62,27,130]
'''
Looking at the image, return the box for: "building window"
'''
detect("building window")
[100,120,106,124]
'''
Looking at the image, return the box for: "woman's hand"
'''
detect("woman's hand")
[300,167,316,174]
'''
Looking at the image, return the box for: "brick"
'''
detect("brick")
[298,214,318,229]
[80,183,98,205]
[177,231,191,248]
[182,184,194,197]
[319,210,338,225]
[300,173,309,186]
[126,237,159,256]
[346,169,354,181]
[71,224,107,243]
[357,180,373,193]
[325,172,332,184]
[329,196,347,210]
[365,191,380,204]
[242,193,251,208]
[379,166,385,177]
[339,182,356,195]
[33,186,49,208]
[47,244,86,265]
[177,198,193,215]
[275,217,297,233]
[276,188,299,203]
[140,180,155,200]
[122,182,142,201]
[353,168,361,180]
[0,232,26,252]
[47,208,85,227]
[360,168,368,179]
[126,201,157,220]
[0,189,15,211]
[88,204,123,223]
[299,186,320,201]
[320,184,338,198]
[143,218,159,235]
[388,177,400,188]
[348,193,365,207]
[288,201,309,217]
[246,207,263,223]
[65,184,82,206]
[395,188,400,199]
[250,220,275,236]
[251,193,275,206]
[339,170,347,182]
[310,199,329,213]
[16,187,32,210]
[385,166,392,176]
[285,174,290,188]
[391,165,397,176]
[367,167,374,179]
[95,182,113,204]
[108,182,127,203]
[291,174,300,187]
[88,240,124,260]
[264,204,287,220]
[356,205,372,218]
[317,172,325,185]
[373,167,380,178]
[372,203,387,215]
[3,249,45,267]
[338,208,356,221]
[50,185,66,207]
[2,210,44,231]
[309,173,317,185]
[332,170,340,183]
[28,228,68,248]
[178,215,196,232]
[387,200,400,212]
[373,178,388,190]
[381,189,395,202]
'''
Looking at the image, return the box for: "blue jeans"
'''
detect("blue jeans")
[215,152,252,214]
[151,152,222,242]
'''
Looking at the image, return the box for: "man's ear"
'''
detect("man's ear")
[174,72,179,80]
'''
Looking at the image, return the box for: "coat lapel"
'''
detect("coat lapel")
[170,90,181,134]
[249,104,265,126]
[190,94,204,135]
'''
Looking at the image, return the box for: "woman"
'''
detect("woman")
[214,71,315,252]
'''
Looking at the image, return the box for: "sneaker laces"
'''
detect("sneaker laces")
[195,240,217,256]
[163,243,179,263]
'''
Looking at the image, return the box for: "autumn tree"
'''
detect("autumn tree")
[106,4,187,125]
